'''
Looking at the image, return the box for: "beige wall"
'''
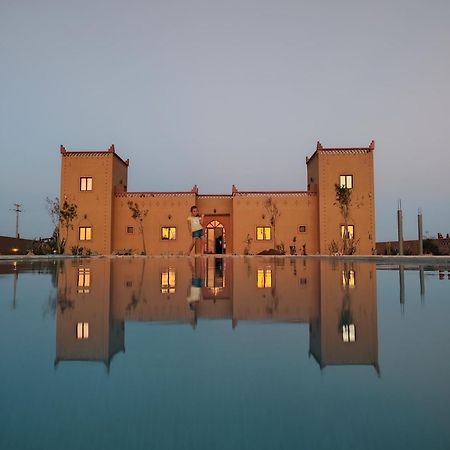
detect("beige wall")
[231,193,319,254]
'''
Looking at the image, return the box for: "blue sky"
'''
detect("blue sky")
[1,0,449,241]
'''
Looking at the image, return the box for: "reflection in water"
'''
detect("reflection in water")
[48,257,379,373]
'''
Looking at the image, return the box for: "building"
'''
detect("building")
[59,141,375,255]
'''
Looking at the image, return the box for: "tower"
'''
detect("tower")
[60,145,129,255]
[306,141,375,255]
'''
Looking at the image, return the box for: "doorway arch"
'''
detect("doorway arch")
[205,220,226,254]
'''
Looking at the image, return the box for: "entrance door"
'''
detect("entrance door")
[206,220,225,254]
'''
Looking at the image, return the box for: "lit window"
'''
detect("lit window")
[76,322,89,339]
[342,324,356,342]
[77,267,90,293]
[299,225,306,233]
[80,177,93,191]
[161,269,176,293]
[127,226,134,234]
[161,227,176,240]
[257,269,272,288]
[339,175,353,189]
[256,227,271,241]
[79,227,92,241]
[341,225,354,240]
[342,270,355,288]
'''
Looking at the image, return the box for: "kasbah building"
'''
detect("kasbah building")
[59,140,375,255]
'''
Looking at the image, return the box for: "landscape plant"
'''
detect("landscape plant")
[128,200,149,255]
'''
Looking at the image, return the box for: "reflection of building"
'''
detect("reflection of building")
[309,262,379,373]
[55,257,379,373]
[59,141,375,255]
[55,261,124,368]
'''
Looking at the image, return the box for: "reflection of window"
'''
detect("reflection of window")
[256,227,271,240]
[79,227,92,241]
[342,324,356,342]
[127,226,134,234]
[299,225,306,233]
[340,225,354,240]
[76,322,89,339]
[161,269,176,293]
[342,270,355,288]
[339,175,353,189]
[257,269,272,288]
[161,227,176,240]
[80,177,93,191]
[77,267,90,293]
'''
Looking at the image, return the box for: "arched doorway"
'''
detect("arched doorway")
[205,220,226,254]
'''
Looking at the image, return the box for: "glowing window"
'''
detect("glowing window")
[342,324,356,342]
[79,227,92,241]
[161,269,176,293]
[339,175,353,189]
[257,269,272,288]
[161,227,176,240]
[77,267,90,293]
[80,177,93,191]
[256,227,271,241]
[340,225,354,240]
[76,322,89,339]
[342,270,355,288]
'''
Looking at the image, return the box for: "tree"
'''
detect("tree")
[334,184,355,255]
[264,197,280,248]
[46,197,77,254]
[128,201,149,255]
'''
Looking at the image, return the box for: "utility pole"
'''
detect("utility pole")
[11,203,22,238]
[418,208,423,255]
[397,200,404,256]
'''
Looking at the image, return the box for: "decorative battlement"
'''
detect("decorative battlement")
[60,144,129,166]
[115,191,195,198]
[306,140,375,164]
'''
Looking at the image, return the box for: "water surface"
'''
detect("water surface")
[0,257,449,450]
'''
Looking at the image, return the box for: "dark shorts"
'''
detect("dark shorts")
[192,229,204,239]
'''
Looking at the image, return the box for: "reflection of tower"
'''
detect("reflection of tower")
[55,259,124,370]
[309,261,379,374]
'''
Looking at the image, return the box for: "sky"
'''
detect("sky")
[1,0,449,242]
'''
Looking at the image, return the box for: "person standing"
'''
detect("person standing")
[187,206,204,255]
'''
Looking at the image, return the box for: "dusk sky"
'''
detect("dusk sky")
[1,0,449,242]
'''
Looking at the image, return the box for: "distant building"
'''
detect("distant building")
[59,141,375,255]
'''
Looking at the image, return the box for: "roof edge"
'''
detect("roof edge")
[306,140,375,164]
[60,144,130,166]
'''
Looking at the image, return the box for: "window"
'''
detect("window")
[341,225,354,240]
[80,177,93,191]
[161,227,176,240]
[256,227,271,241]
[300,277,307,285]
[76,322,89,339]
[339,175,353,189]
[257,269,272,288]
[77,267,90,293]
[127,226,134,234]
[342,270,355,288]
[126,281,133,288]
[161,269,176,293]
[299,225,306,233]
[342,324,356,342]
[79,227,92,241]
